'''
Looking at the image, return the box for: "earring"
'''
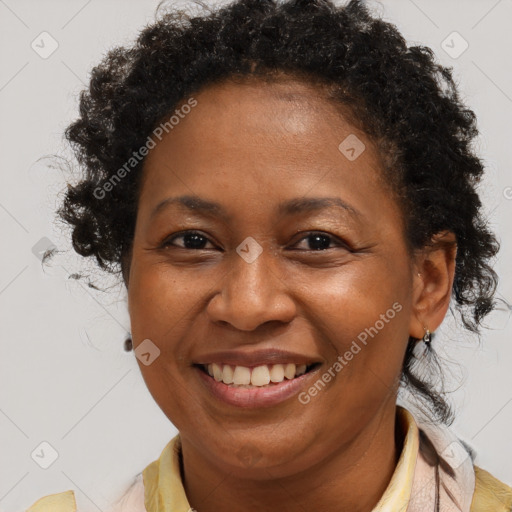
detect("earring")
[124,336,133,352]
[413,327,432,359]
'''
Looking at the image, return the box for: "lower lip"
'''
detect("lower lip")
[195,366,320,408]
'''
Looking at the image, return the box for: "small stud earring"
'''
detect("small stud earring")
[124,336,133,352]
[413,327,432,359]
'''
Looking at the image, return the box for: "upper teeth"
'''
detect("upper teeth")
[206,363,308,387]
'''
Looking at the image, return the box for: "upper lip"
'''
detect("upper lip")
[193,349,323,368]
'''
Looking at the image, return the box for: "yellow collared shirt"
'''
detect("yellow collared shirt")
[26,406,512,512]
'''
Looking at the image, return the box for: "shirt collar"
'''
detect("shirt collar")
[142,405,419,512]
[372,405,419,511]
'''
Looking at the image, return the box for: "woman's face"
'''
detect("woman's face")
[127,77,417,476]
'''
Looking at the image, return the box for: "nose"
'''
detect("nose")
[206,248,296,331]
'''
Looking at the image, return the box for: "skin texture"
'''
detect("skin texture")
[126,77,456,512]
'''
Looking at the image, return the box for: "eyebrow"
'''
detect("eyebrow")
[150,194,361,222]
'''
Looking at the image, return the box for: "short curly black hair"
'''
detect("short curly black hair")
[57,0,500,425]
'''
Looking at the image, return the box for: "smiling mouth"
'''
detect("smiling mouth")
[196,362,321,388]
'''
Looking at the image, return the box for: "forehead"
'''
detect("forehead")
[141,76,384,179]
[187,76,355,138]
[137,76,401,228]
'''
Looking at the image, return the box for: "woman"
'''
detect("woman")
[26,0,511,510]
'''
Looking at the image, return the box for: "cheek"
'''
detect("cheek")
[127,260,201,425]
[288,266,411,450]
[301,257,409,333]
[301,257,411,385]
[128,259,197,340]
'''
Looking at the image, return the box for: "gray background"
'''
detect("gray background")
[0,0,511,510]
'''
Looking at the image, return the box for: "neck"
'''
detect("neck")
[180,404,403,512]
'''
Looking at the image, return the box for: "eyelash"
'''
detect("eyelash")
[160,230,351,252]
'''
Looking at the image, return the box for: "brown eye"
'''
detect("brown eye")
[161,230,215,250]
[293,232,349,251]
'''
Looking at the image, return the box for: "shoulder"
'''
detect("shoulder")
[25,490,77,512]
[25,475,146,512]
[471,465,512,512]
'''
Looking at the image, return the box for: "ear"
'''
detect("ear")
[409,231,457,339]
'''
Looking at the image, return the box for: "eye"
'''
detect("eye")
[161,230,216,250]
[160,230,349,252]
[292,232,349,251]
